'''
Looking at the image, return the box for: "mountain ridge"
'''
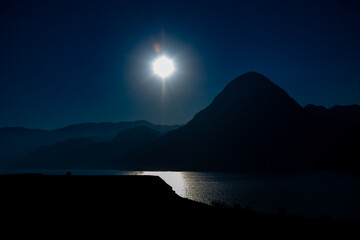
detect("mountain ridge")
[13,126,161,169]
[0,121,180,168]
[116,72,327,171]
[6,72,360,172]
[305,104,360,127]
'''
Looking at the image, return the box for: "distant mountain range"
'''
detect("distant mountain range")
[0,121,180,168]
[5,72,360,172]
[304,104,360,127]
[15,126,161,169]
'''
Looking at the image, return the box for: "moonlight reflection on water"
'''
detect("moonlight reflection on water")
[140,171,186,197]
[2,170,358,219]
[139,171,360,220]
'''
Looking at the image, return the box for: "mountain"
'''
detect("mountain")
[0,121,180,168]
[7,72,360,172]
[54,120,179,137]
[305,104,360,127]
[13,126,161,169]
[118,72,329,171]
[112,126,162,145]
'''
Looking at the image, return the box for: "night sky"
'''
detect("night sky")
[1,0,360,129]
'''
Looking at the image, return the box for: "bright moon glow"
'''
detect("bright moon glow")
[140,171,186,198]
[153,56,174,78]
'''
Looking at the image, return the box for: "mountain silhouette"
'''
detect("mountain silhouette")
[119,72,327,171]
[112,126,161,144]
[7,72,360,172]
[13,126,161,169]
[305,104,360,127]
[0,121,179,168]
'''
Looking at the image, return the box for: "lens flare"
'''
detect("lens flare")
[154,43,161,53]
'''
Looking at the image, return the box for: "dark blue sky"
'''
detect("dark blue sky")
[1,0,360,129]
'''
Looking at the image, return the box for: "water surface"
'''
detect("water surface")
[140,171,360,220]
[2,169,359,220]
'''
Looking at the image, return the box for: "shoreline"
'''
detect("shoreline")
[0,174,358,228]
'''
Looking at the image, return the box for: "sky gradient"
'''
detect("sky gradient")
[1,0,360,129]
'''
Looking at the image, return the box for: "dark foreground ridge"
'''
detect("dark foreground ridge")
[1,174,358,234]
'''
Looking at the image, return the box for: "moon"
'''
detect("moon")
[153,56,175,78]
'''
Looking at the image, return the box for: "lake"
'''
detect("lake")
[139,171,360,220]
[2,169,360,220]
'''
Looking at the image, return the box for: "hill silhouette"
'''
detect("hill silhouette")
[7,72,360,172]
[305,104,360,127]
[0,121,179,168]
[13,126,161,169]
[115,72,326,171]
[113,72,359,172]
[2,174,355,233]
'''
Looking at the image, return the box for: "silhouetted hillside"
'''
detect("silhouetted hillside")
[54,120,179,137]
[7,72,360,172]
[120,72,329,171]
[305,104,360,127]
[0,127,51,165]
[0,121,179,168]
[10,126,161,169]
[2,174,355,232]
[112,126,161,144]
[325,122,360,171]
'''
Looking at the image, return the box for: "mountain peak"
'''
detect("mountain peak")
[217,72,287,102]
[126,73,322,171]
[189,72,310,129]
[224,72,273,90]
[236,71,268,80]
